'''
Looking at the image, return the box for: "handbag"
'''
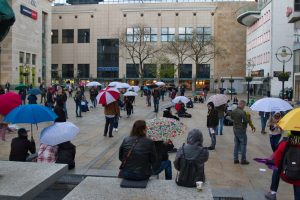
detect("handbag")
[118,138,139,178]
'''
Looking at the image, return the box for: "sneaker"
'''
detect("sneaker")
[265,192,277,200]
[234,160,239,164]
[115,128,118,132]
[109,135,114,138]
[113,128,116,132]
[241,160,250,165]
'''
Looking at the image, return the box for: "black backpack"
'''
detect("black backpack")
[280,143,300,181]
[175,144,204,187]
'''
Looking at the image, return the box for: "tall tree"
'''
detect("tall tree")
[119,24,161,85]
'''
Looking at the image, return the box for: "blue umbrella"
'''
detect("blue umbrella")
[4,104,58,135]
[28,88,41,95]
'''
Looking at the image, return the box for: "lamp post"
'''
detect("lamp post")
[275,46,292,99]
[246,60,254,106]
[229,75,234,101]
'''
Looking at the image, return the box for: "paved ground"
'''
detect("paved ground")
[0,91,294,199]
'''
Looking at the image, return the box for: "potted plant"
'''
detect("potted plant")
[220,78,225,83]
[245,76,253,82]
[278,72,290,82]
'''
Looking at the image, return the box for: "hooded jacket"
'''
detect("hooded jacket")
[56,141,76,170]
[174,129,209,179]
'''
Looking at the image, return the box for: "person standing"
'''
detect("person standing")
[40,87,46,104]
[216,104,226,135]
[19,88,27,105]
[268,112,282,152]
[74,89,83,117]
[152,89,160,113]
[5,81,10,92]
[46,88,54,109]
[160,87,166,102]
[259,111,270,134]
[90,87,98,108]
[145,89,151,107]
[27,94,37,104]
[230,100,254,165]
[104,101,120,137]
[180,85,185,96]
[206,102,219,150]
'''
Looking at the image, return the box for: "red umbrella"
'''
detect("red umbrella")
[96,87,120,105]
[0,92,22,116]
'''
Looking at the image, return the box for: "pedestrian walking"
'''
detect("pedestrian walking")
[259,111,270,134]
[104,101,120,137]
[268,112,282,152]
[40,87,46,104]
[5,81,10,92]
[230,100,255,165]
[90,87,98,108]
[19,88,27,105]
[160,87,166,102]
[145,89,151,107]
[152,89,160,113]
[27,94,37,104]
[216,104,226,135]
[206,102,219,150]
[125,96,133,118]
[74,89,83,117]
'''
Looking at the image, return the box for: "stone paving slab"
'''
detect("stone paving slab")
[63,177,213,200]
[0,161,68,200]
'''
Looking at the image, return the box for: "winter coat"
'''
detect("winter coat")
[163,110,179,121]
[9,135,36,161]
[56,141,76,170]
[104,101,120,116]
[153,141,169,172]
[231,107,248,130]
[119,136,157,179]
[54,106,66,122]
[207,109,219,128]
[27,94,37,104]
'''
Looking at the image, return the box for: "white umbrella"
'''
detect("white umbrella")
[116,83,130,89]
[172,96,189,104]
[124,91,138,96]
[250,97,293,112]
[40,122,80,146]
[155,81,165,86]
[108,81,122,87]
[127,86,140,92]
[207,94,228,107]
[86,81,101,87]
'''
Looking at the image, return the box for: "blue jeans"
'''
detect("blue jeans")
[153,160,172,180]
[75,102,81,116]
[113,117,119,129]
[270,134,282,152]
[294,185,300,200]
[260,115,268,131]
[233,129,247,161]
[208,127,217,148]
[216,117,224,135]
[91,99,97,108]
[270,168,280,192]
[63,102,68,118]
[154,98,159,112]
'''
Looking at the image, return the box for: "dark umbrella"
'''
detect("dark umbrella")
[28,88,41,95]
[0,0,15,42]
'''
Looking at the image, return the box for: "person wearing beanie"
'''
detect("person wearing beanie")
[9,128,36,161]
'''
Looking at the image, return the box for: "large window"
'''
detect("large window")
[78,64,90,78]
[126,64,139,78]
[97,39,119,78]
[62,29,74,43]
[78,29,90,43]
[179,64,192,79]
[32,54,36,65]
[62,64,74,78]
[294,50,300,73]
[160,64,175,79]
[161,27,175,42]
[126,27,141,43]
[52,30,58,43]
[296,0,300,11]
[144,27,158,42]
[144,64,156,78]
[196,64,210,79]
[26,53,31,64]
[19,52,24,63]
[196,27,212,41]
[51,64,59,79]
[179,27,193,41]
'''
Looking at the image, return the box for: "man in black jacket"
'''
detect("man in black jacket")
[9,128,36,161]
[207,102,219,150]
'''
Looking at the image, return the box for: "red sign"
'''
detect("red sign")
[286,7,293,17]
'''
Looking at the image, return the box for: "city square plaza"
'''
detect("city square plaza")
[0,92,295,199]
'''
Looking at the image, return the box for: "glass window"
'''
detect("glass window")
[144,27,158,42]
[296,0,300,11]
[62,29,74,43]
[127,27,143,42]
[78,29,90,43]
[179,27,193,41]
[62,64,74,78]
[144,64,156,78]
[51,64,59,79]
[126,64,139,78]
[160,64,175,79]
[161,27,175,42]
[19,52,24,63]
[97,39,119,78]
[196,64,210,79]
[26,53,31,64]
[179,64,192,79]
[196,27,212,42]
[78,64,90,78]
[32,54,36,65]
[52,30,58,44]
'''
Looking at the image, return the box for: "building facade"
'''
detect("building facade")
[237,0,294,97]
[0,0,53,87]
[52,1,250,91]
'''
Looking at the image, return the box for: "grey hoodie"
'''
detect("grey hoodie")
[174,129,209,177]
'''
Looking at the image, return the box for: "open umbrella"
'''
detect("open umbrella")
[155,81,165,86]
[127,86,140,92]
[28,88,41,95]
[250,97,293,112]
[124,91,138,96]
[96,87,120,105]
[40,122,79,146]
[278,108,300,131]
[0,0,15,42]
[15,84,27,90]
[4,104,58,136]
[108,81,122,87]
[86,81,101,87]
[172,96,189,104]
[0,92,21,116]
[116,83,130,89]
[207,94,228,107]
[146,117,187,141]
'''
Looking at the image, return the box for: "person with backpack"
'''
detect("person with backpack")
[272,131,300,200]
[74,89,83,117]
[174,129,209,187]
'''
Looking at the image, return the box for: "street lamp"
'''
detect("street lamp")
[229,75,234,101]
[275,46,292,99]
[246,60,255,105]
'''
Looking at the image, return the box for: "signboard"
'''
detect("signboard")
[273,71,291,77]
[251,69,264,77]
[97,67,119,71]
[20,5,37,20]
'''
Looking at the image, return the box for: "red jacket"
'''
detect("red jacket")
[274,141,300,186]
[175,103,181,112]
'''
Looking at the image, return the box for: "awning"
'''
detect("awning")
[241,81,263,85]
